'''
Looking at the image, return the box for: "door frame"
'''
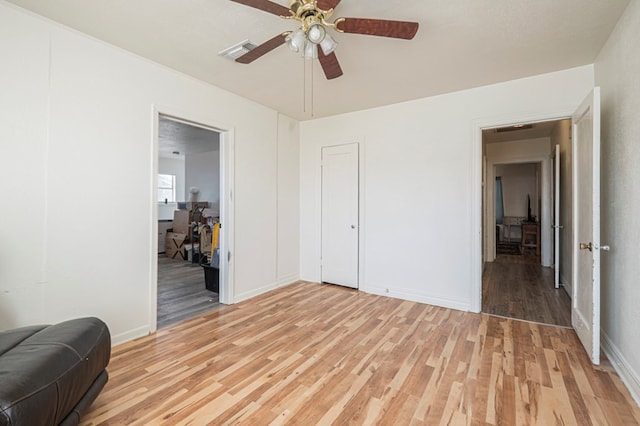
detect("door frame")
[314,141,365,289]
[471,109,574,313]
[149,105,235,333]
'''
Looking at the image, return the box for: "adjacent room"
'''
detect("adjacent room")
[481,120,572,327]
[2,0,639,424]
[157,116,223,329]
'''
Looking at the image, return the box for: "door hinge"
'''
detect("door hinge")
[228,251,231,262]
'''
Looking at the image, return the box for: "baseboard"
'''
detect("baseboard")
[233,281,280,304]
[560,272,572,296]
[110,325,149,346]
[601,330,640,406]
[277,273,299,287]
[359,284,470,312]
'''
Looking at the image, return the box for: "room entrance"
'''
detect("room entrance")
[150,112,235,331]
[481,119,572,326]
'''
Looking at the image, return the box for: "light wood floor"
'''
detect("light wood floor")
[81,282,639,425]
[482,254,572,327]
[157,255,221,329]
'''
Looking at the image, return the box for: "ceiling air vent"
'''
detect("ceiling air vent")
[219,40,257,61]
[496,124,533,133]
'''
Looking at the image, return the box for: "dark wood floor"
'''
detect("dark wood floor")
[157,255,221,329]
[482,254,572,327]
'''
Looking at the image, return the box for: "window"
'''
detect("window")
[158,174,176,203]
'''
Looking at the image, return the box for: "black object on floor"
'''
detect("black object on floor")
[203,264,219,293]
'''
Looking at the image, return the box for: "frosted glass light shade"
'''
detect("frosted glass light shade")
[320,33,338,55]
[304,42,318,59]
[285,29,306,53]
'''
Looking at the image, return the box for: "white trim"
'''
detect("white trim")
[360,284,470,312]
[219,127,235,305]
[358,140,367,292]
[234,281,280,303]
[601,330,640,406]
[277,273,300,287]
[150,105,235,333]
[111,325,149,346]
[471,109,575,313]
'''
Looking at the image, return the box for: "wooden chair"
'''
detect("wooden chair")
[520,222,540,255]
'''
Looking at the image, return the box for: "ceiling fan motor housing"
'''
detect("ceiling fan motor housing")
[289,0,333,24]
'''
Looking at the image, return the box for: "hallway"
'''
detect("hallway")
[482,254,571,327]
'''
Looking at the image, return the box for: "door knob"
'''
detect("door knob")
[579,242,593,251]
[351,225,356,229]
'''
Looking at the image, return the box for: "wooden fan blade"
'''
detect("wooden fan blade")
[317,0,341,10]
[318,49,343,80]
[236,33,287,64]
[336,18,419,40]
[230,0,291,17]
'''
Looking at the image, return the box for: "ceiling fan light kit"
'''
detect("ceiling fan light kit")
[230,0,419,80]
[285,25,338,59]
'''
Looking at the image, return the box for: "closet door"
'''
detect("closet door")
[321,143,359,289]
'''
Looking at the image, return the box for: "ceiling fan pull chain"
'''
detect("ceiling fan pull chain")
[311,58,315,117]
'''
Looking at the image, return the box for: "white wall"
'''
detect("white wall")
[300,66,593,311]
[185,148,220,210]
[495,163,538,218]
[277,115,300,286]
[0,2,299,343]
[595,0,640,403]
[158,156,185,220]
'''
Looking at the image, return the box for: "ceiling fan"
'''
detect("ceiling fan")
[230,0,419,80]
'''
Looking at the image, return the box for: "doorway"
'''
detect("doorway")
[154,114,227,329]
[480,119,572,326]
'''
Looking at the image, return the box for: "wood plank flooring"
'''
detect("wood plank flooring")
[81,282,640,425]
[157,255,221,329]
[483,254,572,327]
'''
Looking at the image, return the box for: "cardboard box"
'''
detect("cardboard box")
[165,232,187,260]
[173,210,190,235]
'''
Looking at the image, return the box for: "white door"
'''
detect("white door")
[572,87,604,365]
[321,143,359,288]
[553,144,561,288]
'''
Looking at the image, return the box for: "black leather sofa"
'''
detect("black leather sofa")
[0,317,111,426]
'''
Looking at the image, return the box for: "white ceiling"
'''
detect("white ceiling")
[6,0,630,121]
[159,117,220,159]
